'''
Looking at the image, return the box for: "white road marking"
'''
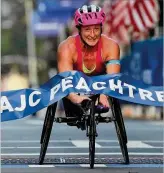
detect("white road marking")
[25,120,67,126]
[1,140,163,143]
[1,146,163,149]
[150,122,164,126]
[72,140,102,148]
[127,141,154,148]
[2,164,164,168]
[29,165,55,167]
[1,152,163,156]
[25,120,44,125]
[80,164,107,167]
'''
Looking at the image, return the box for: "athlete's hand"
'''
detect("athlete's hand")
[67,93,91,104]
[99,94,110,108]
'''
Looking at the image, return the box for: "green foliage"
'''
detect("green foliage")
[1,30,12,55]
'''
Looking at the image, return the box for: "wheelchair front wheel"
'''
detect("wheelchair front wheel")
[88,101,96,169]
[111,98,129,164]
[40,107,50,144]
[115,122,129,164]
[39,103,57,164]
[111,98,127,143]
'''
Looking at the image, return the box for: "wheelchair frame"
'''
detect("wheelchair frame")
[39,95,129,169]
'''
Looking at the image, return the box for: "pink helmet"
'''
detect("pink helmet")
[74,5,106,26]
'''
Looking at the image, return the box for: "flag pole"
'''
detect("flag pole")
[24,0,38,88]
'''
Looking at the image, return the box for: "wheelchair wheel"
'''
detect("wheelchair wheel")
[88,101,96,169]
[115,122,129,164]
[39,103,57,164]
[111,98,129,164]
[111,98,127,143]
[40,107,50,144]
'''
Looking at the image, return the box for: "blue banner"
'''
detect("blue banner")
[37,0,87,14]
[32,12,59,37]
[121,37,163,86]
[32,0,88,36]
[1,71,163,122]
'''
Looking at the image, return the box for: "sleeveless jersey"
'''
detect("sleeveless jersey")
[73,35,106,76]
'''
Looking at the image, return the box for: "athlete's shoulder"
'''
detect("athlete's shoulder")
[101,34,120,53]
[58,35,76,51]
[101,34,119,46]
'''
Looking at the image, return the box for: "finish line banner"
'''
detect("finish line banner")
[1,71,163,122]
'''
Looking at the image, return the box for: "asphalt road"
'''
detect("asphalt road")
[1,109,164,173]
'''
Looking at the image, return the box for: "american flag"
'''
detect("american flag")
[103,0,160,44]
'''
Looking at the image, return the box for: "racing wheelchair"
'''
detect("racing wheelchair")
[39,94,129,169]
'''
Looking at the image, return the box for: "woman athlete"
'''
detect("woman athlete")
[57,4,120,109]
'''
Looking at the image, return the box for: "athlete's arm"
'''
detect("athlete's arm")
[57,39,90,103]
[57,40,73,73]
[99,39,120,107]
[105,40,120,74]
